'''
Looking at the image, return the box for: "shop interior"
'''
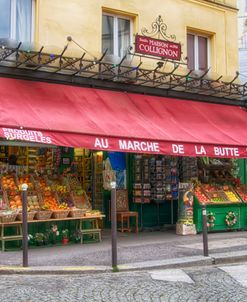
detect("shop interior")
[0,140,247,249]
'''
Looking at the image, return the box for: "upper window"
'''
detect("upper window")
[187,33,209,71]
[0,0,34,43]
[102,13,131,58]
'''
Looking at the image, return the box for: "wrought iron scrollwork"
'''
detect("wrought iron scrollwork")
[141,15,176,41]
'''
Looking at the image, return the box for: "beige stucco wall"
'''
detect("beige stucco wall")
[34,0,239,77]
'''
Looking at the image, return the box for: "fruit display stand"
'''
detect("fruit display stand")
[193,184,242,232]
[0,173,104,250]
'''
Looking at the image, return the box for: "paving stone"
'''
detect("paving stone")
[0,267,247,301]
[149,269,194,283]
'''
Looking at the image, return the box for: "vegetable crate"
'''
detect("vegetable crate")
[194,197,241,232]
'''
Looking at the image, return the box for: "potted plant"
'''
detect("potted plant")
[61,229,69,244]
[34,233,45,246]
[73,229,82,243]
[50,224,59,244]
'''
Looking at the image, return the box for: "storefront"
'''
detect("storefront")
[0,6,246,252]
[1,73,247,250]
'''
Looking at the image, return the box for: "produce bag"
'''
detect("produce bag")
[103,158,116,191]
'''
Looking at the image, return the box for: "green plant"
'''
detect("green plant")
[34,233,45,244]
[61,229,69,239]
[72,229,82,242]
[112,266,119,273]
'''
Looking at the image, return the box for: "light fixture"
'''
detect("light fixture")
[157,61,164,69]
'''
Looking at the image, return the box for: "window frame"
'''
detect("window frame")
[102,12,133,58]
[187,32,211,71]
[7,0,35,41]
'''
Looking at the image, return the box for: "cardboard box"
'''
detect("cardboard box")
[176,223,197,235]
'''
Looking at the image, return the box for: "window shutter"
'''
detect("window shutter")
[187,34,195,70]
[198,36,208,70]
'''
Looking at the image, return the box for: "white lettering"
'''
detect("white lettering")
[140,142,147,151]
[127,141,134,150]
[94,138,108,149]
[119,140,127,150]
[172,144,184,154]
[214,147,240,157]
[195,145,207,155]
[147,142,154,152]
[133,141,141,151]
[153,142,160,152]
[2,127,52,144]
[94,138,102,148]
[118,139,160,153]
[46,137,52,144]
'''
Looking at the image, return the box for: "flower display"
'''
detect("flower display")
[207,212,216,228]
[225,211,237,227]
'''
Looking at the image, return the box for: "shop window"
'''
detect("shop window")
[102,13,131,58]
[0,0,35,43]
[187,33,209,71]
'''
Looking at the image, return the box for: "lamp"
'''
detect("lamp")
[156,61,164,69]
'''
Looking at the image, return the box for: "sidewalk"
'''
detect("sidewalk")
[1,229,247,274]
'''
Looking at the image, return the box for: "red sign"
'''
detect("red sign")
[1,128,247,159]
[135,35,181,61]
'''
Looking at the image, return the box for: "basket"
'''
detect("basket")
[71,191,91,210]
[52,210,70,219]
[35,210,53,220]
[0,212,17,223]
[68,208,85,217]
[16,211,36,221]
[27,191,43,211]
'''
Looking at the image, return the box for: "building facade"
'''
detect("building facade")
[0,0,238,77]
[1,0,247,237]
[238,0,247,81]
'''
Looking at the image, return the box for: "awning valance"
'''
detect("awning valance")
[1,77,247,158]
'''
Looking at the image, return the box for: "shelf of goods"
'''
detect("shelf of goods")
[132,155,179,229]
[0,173,103,250]
[193,184,242,232]
[93,153,103,211]
[0,173,98,223]
[132,155,151,204]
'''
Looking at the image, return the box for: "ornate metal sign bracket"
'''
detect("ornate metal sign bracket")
[141,15,176,41]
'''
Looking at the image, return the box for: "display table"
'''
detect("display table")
[194,199,241,232]
[0,214,105,251]
[193,185,242,232]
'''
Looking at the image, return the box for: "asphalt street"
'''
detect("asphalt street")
[2,264,247,301]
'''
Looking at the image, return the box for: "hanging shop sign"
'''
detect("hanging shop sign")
[1,128,247,158]
[135,35,181,61]
[135,15,182,61]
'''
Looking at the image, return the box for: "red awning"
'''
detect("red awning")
[0,77,247,158]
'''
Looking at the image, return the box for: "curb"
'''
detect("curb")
[118,256,212,271]
[1,252,247,274]
[212,250,247,265]
[0,265,112,275]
